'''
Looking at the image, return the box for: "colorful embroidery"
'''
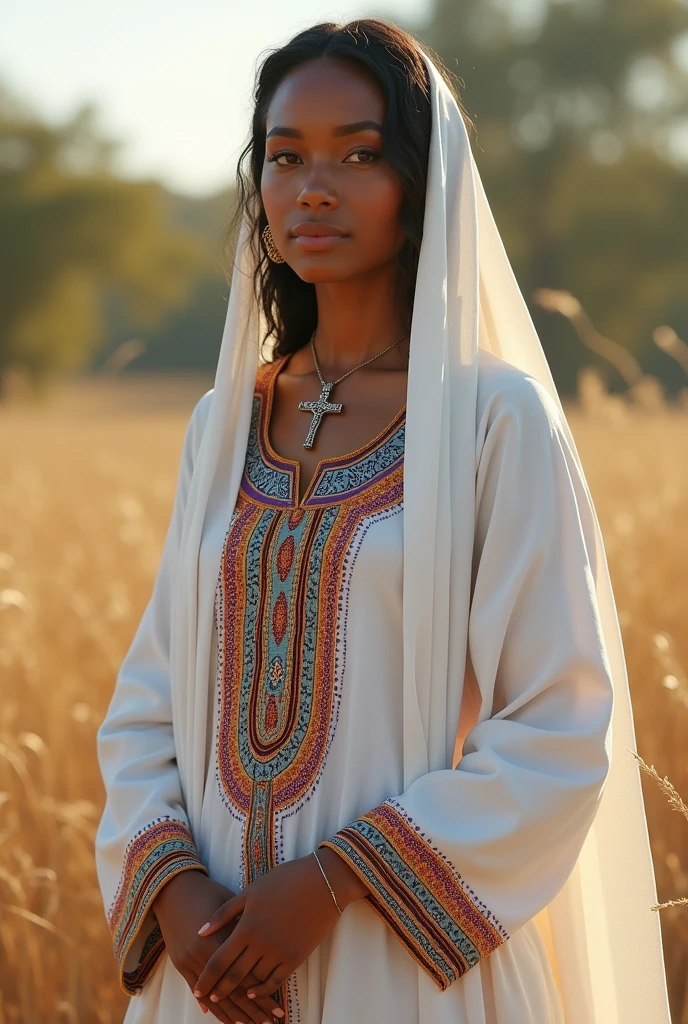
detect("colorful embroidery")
[214,357,406,1023]
[310,425,405,502]
[244,394,292,504]
[240,357,405,511]
[107,817,206,995]
[319,798,508,991]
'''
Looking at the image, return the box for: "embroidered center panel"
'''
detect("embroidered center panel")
[214,361,405,891]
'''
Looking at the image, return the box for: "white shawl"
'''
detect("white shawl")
[95,48,671,1021]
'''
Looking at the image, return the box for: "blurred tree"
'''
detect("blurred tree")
[0,82,206,397]
[92,186,238,375]
[414,0,688,393]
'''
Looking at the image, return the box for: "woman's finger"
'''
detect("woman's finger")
[177,965,235,1023]
[207,948,268,1004]
[208,997,252,1024]
[221,986,279,1024]
[198,890,248,937]
[189,935,283,1021]
[243,970,285,1020]
[193,927,252,999]
[246,967,289,1001]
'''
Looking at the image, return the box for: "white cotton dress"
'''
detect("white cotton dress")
[116,354,569,1024]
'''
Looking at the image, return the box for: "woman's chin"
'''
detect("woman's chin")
[292,262,354,285]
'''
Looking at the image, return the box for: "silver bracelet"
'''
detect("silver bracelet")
[312,849,343,914]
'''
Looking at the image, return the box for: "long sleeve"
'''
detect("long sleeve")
[95,390,213,995]
[319,369,614,992]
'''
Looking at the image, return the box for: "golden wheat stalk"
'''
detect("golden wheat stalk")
[630,749,688,911]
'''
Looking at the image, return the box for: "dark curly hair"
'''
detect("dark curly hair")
[221,18,473,360]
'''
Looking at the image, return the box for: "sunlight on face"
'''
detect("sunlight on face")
[261,57,406,284]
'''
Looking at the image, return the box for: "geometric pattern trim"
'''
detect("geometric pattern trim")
[107,817,206,995]
[319,798,508,990]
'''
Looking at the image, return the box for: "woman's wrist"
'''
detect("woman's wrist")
[151,866,208,923]
[314,845,370,909]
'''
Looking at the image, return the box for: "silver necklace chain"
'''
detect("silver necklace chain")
[308,329,408,389]
[297,329,409,450]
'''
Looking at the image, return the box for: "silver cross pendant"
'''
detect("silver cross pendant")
[298,381,343,448]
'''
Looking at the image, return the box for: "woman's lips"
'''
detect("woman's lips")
[292,234,348,251]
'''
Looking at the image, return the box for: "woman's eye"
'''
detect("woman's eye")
[267,151,301,166]
[345,148,380,163]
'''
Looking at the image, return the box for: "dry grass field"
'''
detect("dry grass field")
[1,373,687,1022]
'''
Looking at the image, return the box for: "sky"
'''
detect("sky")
[0,0,432,197]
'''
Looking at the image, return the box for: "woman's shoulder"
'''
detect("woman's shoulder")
[183,356,276,457]
[191,388,214,431]
[255,357,279,391]
[475,347,564,443]
[184,356,274,449]
[180,389,214,468]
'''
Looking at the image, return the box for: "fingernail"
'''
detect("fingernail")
[247,992,255,998]
[194,990,202,998]
[198,922,210,935]
[201,1007,208,1015]
[210,994,219,1003]
[273,1011,285,1018]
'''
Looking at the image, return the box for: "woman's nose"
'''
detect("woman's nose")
[297,174,339,209]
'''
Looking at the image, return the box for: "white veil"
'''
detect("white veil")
[167,47,671,1024]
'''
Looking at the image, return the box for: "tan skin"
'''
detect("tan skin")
[152,872,288,1022]
[262,54,410,504]
[154,56,410,1022]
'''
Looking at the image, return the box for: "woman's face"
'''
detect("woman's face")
[260,57,406,284]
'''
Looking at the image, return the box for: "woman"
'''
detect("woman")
[95,18,671,1024]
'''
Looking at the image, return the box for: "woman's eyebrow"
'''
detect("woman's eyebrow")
[265,120,383,140]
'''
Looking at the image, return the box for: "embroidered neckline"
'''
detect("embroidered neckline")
[243,354,406,509]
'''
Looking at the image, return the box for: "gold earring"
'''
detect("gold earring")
[262,223,285,264]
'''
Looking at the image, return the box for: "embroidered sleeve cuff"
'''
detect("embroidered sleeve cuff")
[107,817,207,995]
[318,798,508,991]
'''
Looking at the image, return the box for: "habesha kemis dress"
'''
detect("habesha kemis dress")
[102,350,608,1024]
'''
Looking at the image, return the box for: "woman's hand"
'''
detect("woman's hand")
[152,869,286,1023]
[192,848,370,1007]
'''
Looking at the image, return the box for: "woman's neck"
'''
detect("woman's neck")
[310,263,408,375]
